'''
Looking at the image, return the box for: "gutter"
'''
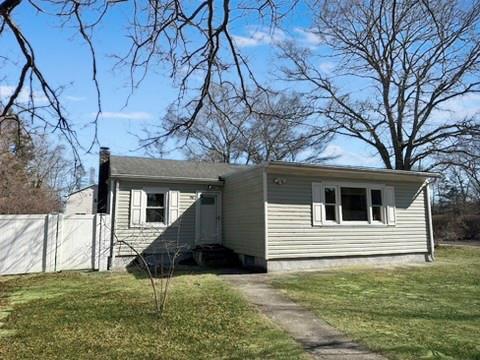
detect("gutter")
[110,173,225,184]
[265,161,441,179]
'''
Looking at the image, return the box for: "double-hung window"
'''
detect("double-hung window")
[370,189,383,222]
[312,182,395,226]
[130,188,180,227]
[324,186,338,222]
[145,191,166,224]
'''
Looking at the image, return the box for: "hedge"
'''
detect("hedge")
[433,214,480,242]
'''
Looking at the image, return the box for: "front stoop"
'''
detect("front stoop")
[192,245,239,268]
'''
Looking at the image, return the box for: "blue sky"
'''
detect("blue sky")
[3,2,478,174]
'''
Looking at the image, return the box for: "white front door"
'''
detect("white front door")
[196,192,221,245]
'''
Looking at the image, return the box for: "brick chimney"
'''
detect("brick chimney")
[97,147,110,213]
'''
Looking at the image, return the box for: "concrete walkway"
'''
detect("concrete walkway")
[223,274,386,360]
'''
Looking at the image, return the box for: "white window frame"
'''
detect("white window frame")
[312,181,392,227]
[369,188,384,224]
[143,187,169,227]
[323,184,340,224]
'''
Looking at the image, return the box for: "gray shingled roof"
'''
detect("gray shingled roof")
[110,155,249,180]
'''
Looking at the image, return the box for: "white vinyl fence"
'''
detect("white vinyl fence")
[0,214,110,276]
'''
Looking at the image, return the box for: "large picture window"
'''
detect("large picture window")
[341,187,368,221]
[312,182,394,226]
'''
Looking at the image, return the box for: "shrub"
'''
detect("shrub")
[433,214,458,242]
[461,215,480,240]
[433,214,480,241]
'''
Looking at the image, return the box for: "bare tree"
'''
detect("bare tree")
[443,140,480,201]
[153,83,334,164]
[159,83,249,163]
[103,215,185,317]
[0,116,78,213]
[460,141,480,201]
[245,89,332,163]
[436,166,472,213]
[431,146,480,242]
[29,134,80,195]
[281,0,480,170]
[1,0,300,152]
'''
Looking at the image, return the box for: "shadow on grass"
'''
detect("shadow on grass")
[0,268,306,360]
[125,256,254,280]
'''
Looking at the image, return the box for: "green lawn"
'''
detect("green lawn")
[271,247,480,360]
[0,271,305,359]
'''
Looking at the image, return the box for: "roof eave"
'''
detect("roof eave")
[110,173,224,184]
[265,161,441,181]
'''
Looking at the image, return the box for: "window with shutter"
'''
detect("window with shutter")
[130,187,171,227]
[312,183,323,226]
[130,189,144,227]
[384,186,396,225]
[311,182,395,226]
[168,190,180,225]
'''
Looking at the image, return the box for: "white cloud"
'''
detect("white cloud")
[318,61,335,74]
[232,28,288,48]
[0,85,48,103]
[65,95,86,102]
[321,144,381,167]
[294,27,323,47]
[431,93,480,123]
[232,26,323,49]
[97,111,153,120]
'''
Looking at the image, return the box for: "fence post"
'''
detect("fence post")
[44,214,58,272]
[96,214,111,272]
[93,214,99,270]
[54,214,63,271]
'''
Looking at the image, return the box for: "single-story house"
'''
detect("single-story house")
[64,184,98,215]
[98,148,439,272]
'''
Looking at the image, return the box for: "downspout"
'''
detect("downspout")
[425,180,435,261]
[263,166,269,269]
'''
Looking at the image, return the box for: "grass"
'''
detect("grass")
[271,247,480,360]
[0,271,305,359]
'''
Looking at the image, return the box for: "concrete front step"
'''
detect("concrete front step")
[192,244,239,268]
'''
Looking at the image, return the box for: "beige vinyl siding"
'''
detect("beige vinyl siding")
[223,167,265,258]
[115,180,210,256]
[267,173,429,259]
